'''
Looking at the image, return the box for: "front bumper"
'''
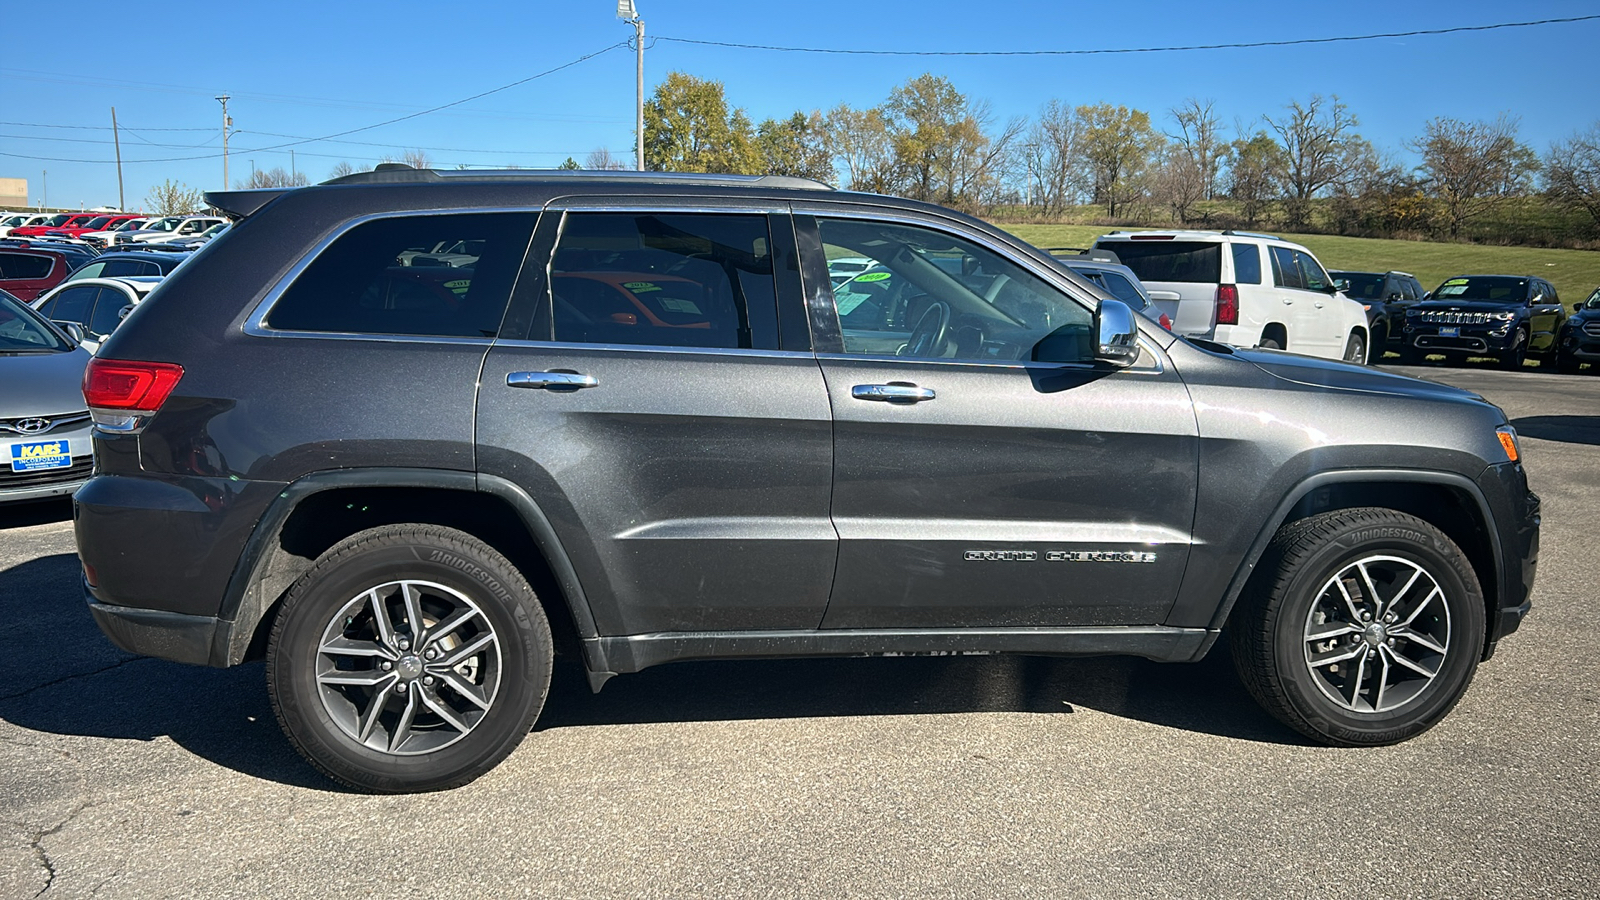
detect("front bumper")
[1559,328,1600,360]
[1478,461,1539,655]
[0,428,93,504]
[1405,323,1521,355]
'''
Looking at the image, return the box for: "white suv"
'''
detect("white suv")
[1093,230,1370,363]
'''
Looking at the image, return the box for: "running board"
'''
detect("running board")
[580,626,1213,692]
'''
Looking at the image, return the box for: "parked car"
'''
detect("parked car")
[122,216,226,246]
[164,221,229,250]
[63,249,191,283]
[0,287,94,503]
[31,276,161,352]
[1093,230,1370,363]
[10,213,102,239]
[1048,248,1173,330]
[0,242,96,301]
[1402,275,1566,369]
[82,217,153,251]
[44,214,142,241]
[0,213,52,238]
[111,216,185,245]
[1556,286,1600,374]
[826,255,875,287]
[1330,270,1426,350]
[77,168,1538,792]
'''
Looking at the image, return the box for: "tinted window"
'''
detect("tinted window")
[822,217,1095,363]
[47,286,98,325]
[0,253,54,280]
[1337,273,1385,299]
[268,213,535,337]
[1430,276,1528,303]
[1270,246,1302,290]
[89,288,129,336]
[100,259,160,278]
[1231,243,1262,285]
[550,212,779,350]
[1293,250,1330,291]
[0,290,70,351]
[1094,271,1146,307]
[1102,240,1221,284]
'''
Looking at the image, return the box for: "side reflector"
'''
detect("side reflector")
[1496,428,1519,463]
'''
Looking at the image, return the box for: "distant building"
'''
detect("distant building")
[0,178,27,209]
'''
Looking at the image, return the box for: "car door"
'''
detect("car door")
[797,211,1199,630]
[475,201,836,637]
[1528,280,1562,354]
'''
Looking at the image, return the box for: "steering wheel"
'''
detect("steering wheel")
[900,301,951,358]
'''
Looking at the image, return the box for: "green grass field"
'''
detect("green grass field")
[994,222,1600,306]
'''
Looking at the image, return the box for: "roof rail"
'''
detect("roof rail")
[320,166,835,191]
[1220,229,1282,241]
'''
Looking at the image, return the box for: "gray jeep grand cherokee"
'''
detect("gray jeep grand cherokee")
[75,168,1539,792]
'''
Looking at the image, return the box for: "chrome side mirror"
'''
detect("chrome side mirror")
[1094,298,1140,368]
[52,320,86,344]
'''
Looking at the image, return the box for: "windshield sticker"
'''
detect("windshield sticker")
[835,293,870,315]
[443,279,471,295]
[623,281,662,293]
[1442,278,1469,287]
[658,297,701,314]
[854,272,892,283]
[1437,285,1468,297]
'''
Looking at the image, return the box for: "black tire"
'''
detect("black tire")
[1398,345,1425,366]
[267,524,553,793]
[1499,329,1527,370]
[1259,336,1284,351]
[1557,350,1580,375]
[1343,331,1368,365]
[1229,508,1485,747]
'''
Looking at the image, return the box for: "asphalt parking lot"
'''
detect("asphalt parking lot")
[2,364,1596,899]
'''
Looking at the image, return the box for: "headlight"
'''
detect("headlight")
[1494,311,1517,321]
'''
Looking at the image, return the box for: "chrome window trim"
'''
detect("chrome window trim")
[490,338,814,361]
[816,333,1166,376]
[547,203,790,216]
[241,206,542,341]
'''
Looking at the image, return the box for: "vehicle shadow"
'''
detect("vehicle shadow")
[0,497,73,530]
[0,553,1306,792]
[1511,415,1600,447]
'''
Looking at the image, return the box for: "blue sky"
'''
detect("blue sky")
[3,0,1597,211]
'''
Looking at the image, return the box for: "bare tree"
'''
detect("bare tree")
[1020,99,1081,216]
[824,103,894,193]
[237,167,309,189]
[144,179,206,216]
[1265,94,1373,229]
[400,149,432,170]
[1168,98,1228,200]
[1413,114,1539,237]
[584,148,628,170]
[1153,147,1207,224]
[1548,121,1600,230]
[328,161,356,179]
[1074,103,1162,219]
[1226,131,1287,227]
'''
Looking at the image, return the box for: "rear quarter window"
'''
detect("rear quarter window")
[0,253,55,280]
[265,213,536,338]
[1230,244,1262,285]
[1099,241,1220,284]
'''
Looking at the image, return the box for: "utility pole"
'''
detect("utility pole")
[111,107,125,211]
[216,94,232,190]
[290,149,296,182]
[618,1,645,171]
[42,170,47,210]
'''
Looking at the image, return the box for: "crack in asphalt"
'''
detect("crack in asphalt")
[26,801,96,899]
[0,657,145,703]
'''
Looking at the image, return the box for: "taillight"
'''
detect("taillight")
[1215,284,1239,326]
[84,358,183,419]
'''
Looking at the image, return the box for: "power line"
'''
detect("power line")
[0,120,213,132]
[0,41,628,166]
[655,14,1600,56]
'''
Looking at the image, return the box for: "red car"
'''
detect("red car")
[44,214,143,239]
[10,213,100,239]
[0,244,96,301]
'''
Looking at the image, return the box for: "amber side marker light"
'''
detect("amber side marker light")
[1496,427,1520,463]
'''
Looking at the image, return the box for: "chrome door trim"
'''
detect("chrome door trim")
[490,338,815,361]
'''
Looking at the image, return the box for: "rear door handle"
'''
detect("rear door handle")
[852,383,935,403]
[507,371,598,390]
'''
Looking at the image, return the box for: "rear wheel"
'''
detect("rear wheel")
[1259,336,1284,351]
[267,524,552,793]
[1230,508,1484,746]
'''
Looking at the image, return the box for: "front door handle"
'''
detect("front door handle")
[852,383,935,403]
[507,371,598,390]
[1282,298,1294,305]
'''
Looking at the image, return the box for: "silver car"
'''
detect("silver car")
[0,288,94,503]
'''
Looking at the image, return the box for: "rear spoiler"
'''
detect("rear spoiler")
[203,188,292,220]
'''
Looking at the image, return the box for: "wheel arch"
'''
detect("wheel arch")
[215,468,599,672]
[1196,469,1501,660]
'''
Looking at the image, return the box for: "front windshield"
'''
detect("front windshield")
[1,215,26,227]
[1586,288,1600,310]
[115,219,147,231]
[1430,276,1528,303]
[1336,273,1385,300]
[150,217,181,232]
[0,290,71,352]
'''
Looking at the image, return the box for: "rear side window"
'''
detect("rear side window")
[0,253,54,280]
[1230,243,1262,285]
[1095,271,1145,306]
[549,212,779,350]
[1102,241,1220,284]
[89,288,129,336]
[267,213,535,337]
[1269,246,1303,289]
[99,259,159,278]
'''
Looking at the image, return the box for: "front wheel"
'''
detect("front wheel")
[1230,508,1484,746]
[1499,329,1528,370]
[266,525,553,792]
[1557,349,1580,375]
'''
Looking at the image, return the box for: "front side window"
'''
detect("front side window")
[549,212,779,350]
[89,288,130,337]
[42,285,98,324]
[267,213,535,337]
[1269,246,1303,290]
[1293,250,1331,292]
[1094,271,1146,307]
[820,217,1094,363]
[0,291,70,352]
